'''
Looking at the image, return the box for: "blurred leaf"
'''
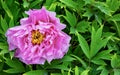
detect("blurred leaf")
[108,14,120,21]
[90,26,111,58]
[51,73,62,75]
[106,0,120,13]
[91,59,106,65]
[114,69,120,75]
[71,54,87,68]
[93,50,112,60]
[1,0,13,19]
[83,9,93,20]
[9,18,14,27]
[76,21,90,33]
[93,2,112,16]
[75,66,79,75]
[83,0,94,5]
[48,2,57,11]
[23,0,29,8]
[60,0,78,10]
[61,55,76,62]
[81,69,90,75]
[113,21,120,37]
[76,31,90,59]
[0,16,8,32]
[0,62,4,71]
[64,10,77,27]
[30,0,43,8]
[70,27,76,34]
[111,54,120,68]
[23,70,47,75]
[5,59,25,73]
[100,68,108,75]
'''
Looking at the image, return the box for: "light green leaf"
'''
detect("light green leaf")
[64,10,77,27]
[106,0,119,13]
[91,59,106,65]
[60,0,78,10]
[48,2,57,11]
[111,54,120,68]
[114,69,120,75]
[108,14,120,21]
[76,21,90,33]
[94,2,112,16]
[75,66,79,75]
[90,26,111,58]
[76,31,90,59]
[81,69,90,75]
[23,0,29,8]
[61,55,76,62]
[70,27,76,34]
[93,50,112,60]
[23,70,47,75]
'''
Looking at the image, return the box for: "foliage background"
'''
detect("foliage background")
[0,0,120,75]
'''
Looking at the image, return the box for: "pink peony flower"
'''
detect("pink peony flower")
[5,7,71,64]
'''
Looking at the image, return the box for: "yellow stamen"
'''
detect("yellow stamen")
[31,30,44,45]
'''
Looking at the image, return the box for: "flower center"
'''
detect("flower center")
[31,30,44,45]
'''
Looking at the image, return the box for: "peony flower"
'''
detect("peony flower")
[5,7,71,64]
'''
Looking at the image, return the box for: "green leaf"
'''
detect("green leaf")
[23,70,47,75]
[48,2,57,11]
[106,0,120,13]
[111,54,120,68]
[76,21,90,33]
[90,26,111,58]
[93,50,112,60]
[4,68,24,73]
[61,55,76,62]
[60,0,78,10]
[83,9,93,20]
[93,2,112,16]
[51,73,62,75]
[1,0,13,19]
[9,18,14,27]
[108,14,120,21]
[70,27,76,34]
[83,0,94,5]
[76,31,90,59]
[81,69,90,75]
[23,0,29,8]
[30,0,43,8]
[64,10,77,27]
[100,68,109,75]
[75,66,79,75]
[71,54,87,68]
[113,21,120,38]
[44,0,54,7]
[0,16,8,32]
[114,69,120,75]
[5,59,25,73]
[91,59,106,65]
